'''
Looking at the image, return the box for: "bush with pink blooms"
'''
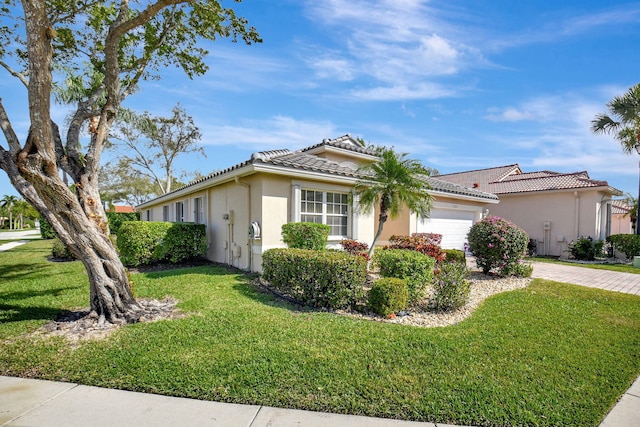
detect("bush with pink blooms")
[467,216,529,276]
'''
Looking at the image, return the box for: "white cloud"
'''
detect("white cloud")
[196,115,340,150]
[302,0,485,100]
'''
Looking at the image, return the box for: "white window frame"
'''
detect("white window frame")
[294,185,350,239]
[193,196,205,224]
[175,201,185,222]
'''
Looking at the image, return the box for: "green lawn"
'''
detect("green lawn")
[2,241,640,426]
[533,256,640,274]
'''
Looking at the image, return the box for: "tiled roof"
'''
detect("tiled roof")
[301,134,380,157]
[140,136,499,206]
[612,199,632,215]
[436,164,621,196]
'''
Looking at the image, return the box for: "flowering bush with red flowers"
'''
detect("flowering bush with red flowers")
[386,233,445,263]
[467,216,529,276]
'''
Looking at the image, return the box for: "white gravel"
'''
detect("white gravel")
[338,271,531,328]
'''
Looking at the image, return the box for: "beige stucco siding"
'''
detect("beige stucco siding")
[489,189,612,256]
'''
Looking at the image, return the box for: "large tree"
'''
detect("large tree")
[108,104,204,195]
[0,1,260,324]
[353,148,433,259]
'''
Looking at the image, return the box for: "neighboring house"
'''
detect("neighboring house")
[137,135,498,272]
[436,165,623,256]
[611,199,634,235]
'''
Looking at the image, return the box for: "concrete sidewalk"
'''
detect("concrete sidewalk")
[0,229,41,253]
[0,376,441,427]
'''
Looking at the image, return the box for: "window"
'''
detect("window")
[300,189,348,237]
[146,209,152,221]
[162,205,169,222]
[194,197,204,224]
[175,201,184,222]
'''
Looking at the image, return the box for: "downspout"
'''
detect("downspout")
[235,176,252,271]
[574,191,580,239]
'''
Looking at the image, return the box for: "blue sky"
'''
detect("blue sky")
[2,0,640,199]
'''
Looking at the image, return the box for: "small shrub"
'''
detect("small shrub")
[431,261,471,311]
[340,239,370,261]
[467,216,529,276]
[606,234,640,260]
[374,249,435,304]
[511,261,534,278]
[368,278,408,316]
[443,249,466,265]
[567,236,603,261]
[51,237,76,260]
[39,216,56,239]
[387,233,445,263]
[281,222,330,250]
[262,248,366,310]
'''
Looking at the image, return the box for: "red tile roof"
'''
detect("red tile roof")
[437,164,621,196]
[111,205,136,213]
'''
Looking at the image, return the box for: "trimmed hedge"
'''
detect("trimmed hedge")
[117,221,207,267]
[281,222,330,250]
[106,211,140,234]
[39,216,56,239]
[262,248,367,310]
[368,278,408,317]
[468,216,529,276]
[606,234,640,260]
[374,249,435,304]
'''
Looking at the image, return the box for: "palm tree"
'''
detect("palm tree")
[354,148,433,259]
[0,195,18,230]
[591,83,640,153]
[592,83,640,234]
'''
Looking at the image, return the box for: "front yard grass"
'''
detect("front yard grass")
[2,241,640,426]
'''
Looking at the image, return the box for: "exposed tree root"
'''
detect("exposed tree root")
[33,298,184,344]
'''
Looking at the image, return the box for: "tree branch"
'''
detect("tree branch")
[0,60,28,88]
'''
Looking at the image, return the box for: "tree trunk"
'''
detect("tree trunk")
[11,159,140,324]
[367,209,388,260]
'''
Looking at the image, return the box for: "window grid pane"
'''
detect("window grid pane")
[300,189,349,237]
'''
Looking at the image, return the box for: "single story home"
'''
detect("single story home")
[436,165,623,256]
[611,199,633,235]
[137,135,498,271]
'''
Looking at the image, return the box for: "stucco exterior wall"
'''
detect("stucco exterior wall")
[611,213,633,235]
[489,190,612,256]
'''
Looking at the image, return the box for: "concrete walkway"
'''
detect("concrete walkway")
[1,248,639,425]
[0,229,41,253]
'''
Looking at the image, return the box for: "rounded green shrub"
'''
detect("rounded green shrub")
[368,278,408,316]
[467,216,529,276]
[51,237,76,260]
[281,222,330,250]
[431,261,470,311]
[443,249,466,265]
[373,249,435,304]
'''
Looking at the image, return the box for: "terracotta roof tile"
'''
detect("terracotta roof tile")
[436,165,621,196]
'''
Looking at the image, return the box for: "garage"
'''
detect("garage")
[417,207,476,250]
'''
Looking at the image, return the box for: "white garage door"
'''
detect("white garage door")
[417,208,475,250]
